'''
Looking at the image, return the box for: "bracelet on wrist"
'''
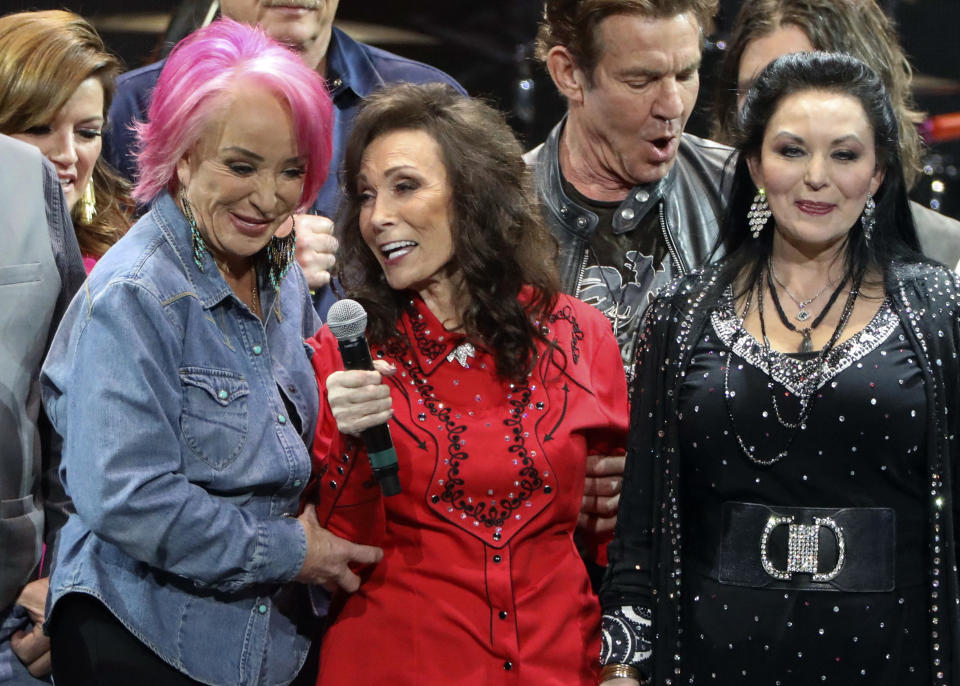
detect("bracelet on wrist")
[599,663,642,682]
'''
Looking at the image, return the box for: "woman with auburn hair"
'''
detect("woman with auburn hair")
[41,19,380,686]
[710,0,960,267]
[0,10,130,271]
[307,83,629,684]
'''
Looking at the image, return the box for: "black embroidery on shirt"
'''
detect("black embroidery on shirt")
[548,306,584,363]
[408,313,446,361]
[384,328,543,528]
[543,382,569,442]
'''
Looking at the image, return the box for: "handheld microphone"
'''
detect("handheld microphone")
[325,299,401,497]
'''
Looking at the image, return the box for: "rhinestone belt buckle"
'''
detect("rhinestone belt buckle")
[760,514,845,582]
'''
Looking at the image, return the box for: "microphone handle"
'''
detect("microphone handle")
[336,336,401,496]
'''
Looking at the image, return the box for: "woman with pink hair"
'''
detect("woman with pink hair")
[41,19,381,685]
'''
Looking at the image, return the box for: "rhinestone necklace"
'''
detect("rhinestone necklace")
[723,266,861,466]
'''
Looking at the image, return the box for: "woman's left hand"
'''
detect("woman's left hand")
[326,359,396,436]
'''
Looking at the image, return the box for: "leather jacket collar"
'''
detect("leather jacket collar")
[524,117,734,292]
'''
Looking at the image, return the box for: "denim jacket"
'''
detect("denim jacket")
[41,192,320,686]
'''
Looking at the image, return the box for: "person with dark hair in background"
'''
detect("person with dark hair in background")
[307,82,629,684]
[105,0,467,318]
[0,134,85,685]
[40,20,380,685]
[712,0,960,268]
[600,51,960,685]
[0,10,132,272]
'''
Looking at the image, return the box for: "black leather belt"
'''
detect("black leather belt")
[715,502,896,592]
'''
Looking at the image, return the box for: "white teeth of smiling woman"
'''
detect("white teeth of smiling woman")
[381,241,417,257]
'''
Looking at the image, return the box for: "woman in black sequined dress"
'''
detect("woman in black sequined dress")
[598,52,960,686]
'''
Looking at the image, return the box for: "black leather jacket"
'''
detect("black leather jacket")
[524,118,734,294]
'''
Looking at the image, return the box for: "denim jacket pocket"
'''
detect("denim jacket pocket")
[179,367,250,470]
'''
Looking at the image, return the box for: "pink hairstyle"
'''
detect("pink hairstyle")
[132,18,332,209]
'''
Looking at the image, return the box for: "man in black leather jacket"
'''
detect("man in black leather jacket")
[526,0,727,543]
[526,0,727,375]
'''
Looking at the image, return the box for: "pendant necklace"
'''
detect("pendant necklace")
[769,263,834,322]
[767,265,847,353]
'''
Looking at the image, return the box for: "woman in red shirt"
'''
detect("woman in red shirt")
[308,83,629,685]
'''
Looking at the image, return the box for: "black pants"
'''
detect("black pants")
[49,593,202,686]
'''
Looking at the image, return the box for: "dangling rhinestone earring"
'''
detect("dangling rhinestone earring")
[748,188,772,239]
[78,178,97,224]
[266,215,296,289]
[179,189,207,270]
[861,193,876,243]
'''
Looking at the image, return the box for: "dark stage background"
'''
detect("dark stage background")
[5,0,959,219]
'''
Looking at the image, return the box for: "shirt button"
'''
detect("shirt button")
[258,604,268,614]
[503,661,513,671]
[499,610,508,620]
[278,414,287,424]
[252,344,263,355]
[218,390,228,400]
[493,554,502,563]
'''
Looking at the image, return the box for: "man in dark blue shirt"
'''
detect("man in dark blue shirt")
[104,0,465,317]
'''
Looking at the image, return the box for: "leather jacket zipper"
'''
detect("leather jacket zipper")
[573,248,590,295]
[659,202,686,275]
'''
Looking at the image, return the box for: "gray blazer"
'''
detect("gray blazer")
[0,134,84,608]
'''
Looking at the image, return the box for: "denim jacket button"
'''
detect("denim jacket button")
[218,389,228,400]
[278,414,287,425]
[258,604,268,614]
[293,479,302,487]
[252,344,263,355]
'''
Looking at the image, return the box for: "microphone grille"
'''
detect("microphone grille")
[326,299,368,341]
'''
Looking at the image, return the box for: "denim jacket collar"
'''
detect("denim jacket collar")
[325,27,386,102]
[153,191,281,313]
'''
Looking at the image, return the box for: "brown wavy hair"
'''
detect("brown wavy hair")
[535,0,719,80]
[338,83,560,382]
[0,10,130,258]
[711,0,925,188]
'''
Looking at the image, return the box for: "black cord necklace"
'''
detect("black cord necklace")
[766,264,847,353]
[723,265,862,466]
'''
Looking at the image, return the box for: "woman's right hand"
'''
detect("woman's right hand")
[325,360,396,436]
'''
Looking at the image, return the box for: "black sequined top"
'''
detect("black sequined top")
[601,262,960,686]
[676,292,928,684]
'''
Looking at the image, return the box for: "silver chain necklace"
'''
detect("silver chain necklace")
[768,262,835,322]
